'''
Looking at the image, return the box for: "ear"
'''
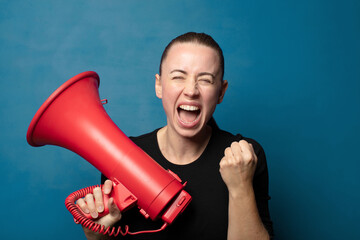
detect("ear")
[217,80,228,104]
[155,74,162,99]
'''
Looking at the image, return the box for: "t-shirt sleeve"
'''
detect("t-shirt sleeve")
[236,135,274,237]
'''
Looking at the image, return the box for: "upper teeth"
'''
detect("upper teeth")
[179,105,199,111]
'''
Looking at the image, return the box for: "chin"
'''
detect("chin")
[175,121,208,139]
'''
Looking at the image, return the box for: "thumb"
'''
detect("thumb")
[96,198,122,227]
[108,197,122,219]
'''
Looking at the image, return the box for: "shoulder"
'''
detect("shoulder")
[214,128,262,147]
[129,129,160,153]
[130,129,158,143]
[214,128,265,157]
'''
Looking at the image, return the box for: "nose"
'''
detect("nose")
[183,78,199,97]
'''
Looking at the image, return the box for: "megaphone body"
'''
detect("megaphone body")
[26,71,191,234]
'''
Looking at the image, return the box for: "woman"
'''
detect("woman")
[77,32,274,240]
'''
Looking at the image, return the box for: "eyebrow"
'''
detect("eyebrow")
[170,69,187,74]
[198,72,216,78]
[170,69,215,78]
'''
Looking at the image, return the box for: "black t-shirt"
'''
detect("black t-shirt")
[101,127,273,239]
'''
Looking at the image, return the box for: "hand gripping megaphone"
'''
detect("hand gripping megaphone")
[26,71,192,237]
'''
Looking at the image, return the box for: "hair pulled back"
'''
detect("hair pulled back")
[159,32,224,80]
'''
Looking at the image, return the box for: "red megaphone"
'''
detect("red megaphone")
[26,71,191,236]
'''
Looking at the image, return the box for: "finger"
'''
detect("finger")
[224,147,235,161]
[248,143,255,156]
[248,143,254,151]
[108,197,122,220]
[239,140,250,149]
[219,156,227,169]
[85,193,98,218]
[230,141,242,161]
[224,147,235,164]
[248,143,258,163]
[103,180,113,195]
[96,197,122,227]
[76,198,90,214]
[239,140,253,160]
[93,187,104,213]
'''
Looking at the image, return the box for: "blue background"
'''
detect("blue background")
[1,0,359,239]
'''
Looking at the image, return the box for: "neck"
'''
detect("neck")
[157,125,212,165]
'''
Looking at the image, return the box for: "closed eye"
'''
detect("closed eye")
[172,76,185,80]
[198,78,213,84]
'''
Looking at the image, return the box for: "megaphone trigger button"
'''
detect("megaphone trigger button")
[177,196,186,207]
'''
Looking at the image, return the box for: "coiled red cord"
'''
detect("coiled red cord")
[65,185,168,237]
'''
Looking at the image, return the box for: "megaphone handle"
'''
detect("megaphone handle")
[111,178,138,212]
[74,190,111,219]
[72,181,138,219]
[65,185,168,237]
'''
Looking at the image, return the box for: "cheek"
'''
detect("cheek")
[161,84,174,101]
[203,89,221,106]
[199,96,218,120]
[161,85,178,112]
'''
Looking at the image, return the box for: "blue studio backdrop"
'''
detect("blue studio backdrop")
[1,0,359,239]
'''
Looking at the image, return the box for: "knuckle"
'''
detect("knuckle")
[221,157,233,167]
[93,190,102,198]
[85,193,93,198]
[243,152,252,161]
[231,141,238,148]
[219,159,226,168]
[76,198,85,206]
[230,161,238,167]
[94,194,104,204]
[105,179,112,185]
[224,147,232,155]
[85,193,94,201]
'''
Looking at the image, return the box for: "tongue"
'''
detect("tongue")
[179,109,198,123]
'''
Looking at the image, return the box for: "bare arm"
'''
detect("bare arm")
[220,140,269,240]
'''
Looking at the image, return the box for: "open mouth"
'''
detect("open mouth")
[177,104,201,124]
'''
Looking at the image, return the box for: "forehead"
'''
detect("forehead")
[162,42,221,75]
